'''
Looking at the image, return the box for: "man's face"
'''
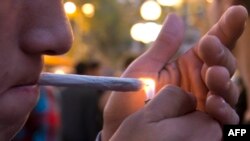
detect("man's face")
[0,0,73,138]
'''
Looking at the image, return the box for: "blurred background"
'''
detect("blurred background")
[45,0,214,76]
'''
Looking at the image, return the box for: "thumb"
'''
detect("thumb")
[145,85,196,122]
[125,14,184,74]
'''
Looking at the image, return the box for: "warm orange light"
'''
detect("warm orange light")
[82,3,95,18]
[140,78,155,100]
[54,69,65,74]
[64,1,77,15]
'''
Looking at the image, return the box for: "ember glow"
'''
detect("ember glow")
[140,78,155,101]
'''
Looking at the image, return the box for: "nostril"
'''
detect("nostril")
[43,50,57,55]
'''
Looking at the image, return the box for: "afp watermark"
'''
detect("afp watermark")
[223,125,250,141]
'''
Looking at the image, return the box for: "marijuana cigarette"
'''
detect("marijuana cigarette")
[39,73,143,92]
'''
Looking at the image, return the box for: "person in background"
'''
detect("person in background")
[60,61,104,141]
[86,60,102,76]
[13,86,61,141]
[0,0,246,140]
[123,56,137,70]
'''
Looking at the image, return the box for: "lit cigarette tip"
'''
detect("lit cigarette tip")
[140,78,155,101]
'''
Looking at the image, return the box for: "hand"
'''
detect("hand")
[102,6,247,140]
[110,85,222,141]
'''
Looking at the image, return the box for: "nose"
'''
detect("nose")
[19,1,73,55]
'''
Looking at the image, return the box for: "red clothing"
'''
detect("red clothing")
[13,86,60,141]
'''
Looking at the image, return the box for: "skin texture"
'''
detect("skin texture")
[0,0,73,140]
[211,0,250,123]
[102,6,248,141]
[111,85,222,141]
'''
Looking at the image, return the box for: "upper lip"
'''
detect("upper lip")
[12,75,40,88]
[0,76,39,95]
[12,81,38,88]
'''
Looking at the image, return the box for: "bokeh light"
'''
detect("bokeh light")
[64,1,77,14]
[140,0,162,21]
[82,3,95,18]
[206,0,213,4]
[130,23,145,42]
[157,0,183,7]
[130,22,162,44]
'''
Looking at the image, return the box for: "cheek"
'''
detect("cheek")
[0,11,22,60]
